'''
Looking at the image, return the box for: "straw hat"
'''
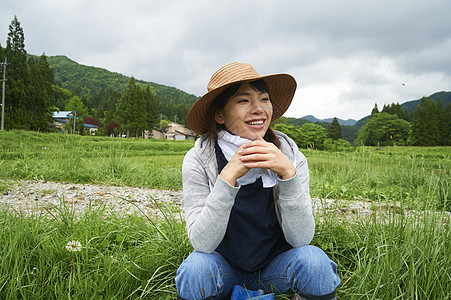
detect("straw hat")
[186,62,297,135]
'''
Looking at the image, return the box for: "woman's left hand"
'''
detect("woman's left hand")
[239,136,296,180]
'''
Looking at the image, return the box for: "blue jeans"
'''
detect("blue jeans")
[175,245,340,300]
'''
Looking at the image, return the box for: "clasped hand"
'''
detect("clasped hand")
[219,136,296,186]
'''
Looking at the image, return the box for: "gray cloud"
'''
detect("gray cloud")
[1,0,450,120]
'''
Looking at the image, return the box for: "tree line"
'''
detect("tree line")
[272,117,352,151]
[357,99,451,146]
[272,98,451,150]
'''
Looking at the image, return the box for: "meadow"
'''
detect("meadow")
[0,130,449,299]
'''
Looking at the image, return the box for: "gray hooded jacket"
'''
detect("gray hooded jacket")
[182,130,315,253]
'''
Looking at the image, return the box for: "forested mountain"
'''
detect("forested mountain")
[401,91,451,113]
[44,55,198,125]
[354,116,370,130]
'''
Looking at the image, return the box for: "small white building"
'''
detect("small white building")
[151,129,165,139]
[151,122,196,140]
[52,111,100,135]
[166,122,196,140]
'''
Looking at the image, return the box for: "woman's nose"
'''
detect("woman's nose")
[249,101,264,114]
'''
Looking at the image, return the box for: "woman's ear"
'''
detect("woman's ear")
[215,111,225,124]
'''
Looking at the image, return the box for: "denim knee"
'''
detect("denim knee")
[175,251,227,299]
[288,246,340,296]
[177,251,219,277]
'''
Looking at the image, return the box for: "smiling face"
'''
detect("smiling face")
[214,82,273,140]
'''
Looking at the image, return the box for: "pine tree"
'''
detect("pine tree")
[28,54,55,130]
[143,85,159,130]
[371,103,379,115]
[445,103,451,146]
[328,117,342,140]
[381,103,409,121]
[115,82,132,137]
[6,16,25,53]
[409,97,441,146]
[115,77,145,137]
[129,85,146,137]
[436,99,447,145]
[393,103,407,120]
[0,43,3,61]
[5,15,29,129]
[103,90,121,125]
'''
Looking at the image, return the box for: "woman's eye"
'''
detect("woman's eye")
[237,99,249,103]
[261,97,269,102]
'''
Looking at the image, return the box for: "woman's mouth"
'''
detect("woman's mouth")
[246,120,265,127]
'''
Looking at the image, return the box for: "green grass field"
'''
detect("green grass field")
[0,130,191,190]
[0,130,450,299]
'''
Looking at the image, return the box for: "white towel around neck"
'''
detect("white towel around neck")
[217,130,277,188]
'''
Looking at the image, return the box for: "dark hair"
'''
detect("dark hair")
[207,79,281,148]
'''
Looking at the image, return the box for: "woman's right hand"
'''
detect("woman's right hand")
[219,144,250,186]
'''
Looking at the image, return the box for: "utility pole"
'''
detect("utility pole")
[73,110,76,134]
[0,57,7,131]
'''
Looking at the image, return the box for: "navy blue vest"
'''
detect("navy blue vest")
[214,142,292,273]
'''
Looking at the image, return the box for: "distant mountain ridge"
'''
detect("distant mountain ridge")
[302,91,450,126]
[301,115,357,126]
[400,91,451,112]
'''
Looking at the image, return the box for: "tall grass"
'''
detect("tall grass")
[305,147,450,210]
[0,130,192,190]
[0,197,448,299]
[314,207,450,299]
[0,199,191,299]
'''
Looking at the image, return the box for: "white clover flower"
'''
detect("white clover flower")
[65,240,82,252]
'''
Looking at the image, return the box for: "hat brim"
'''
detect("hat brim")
[186,73,297,135]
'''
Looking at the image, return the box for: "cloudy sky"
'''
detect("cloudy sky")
[1,0,450,121]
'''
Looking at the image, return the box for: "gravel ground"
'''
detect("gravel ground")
[0,179,448,224]
[0,179,184,219]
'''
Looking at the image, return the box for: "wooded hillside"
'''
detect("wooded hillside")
[46,55,198,125]
[401,91,451,113]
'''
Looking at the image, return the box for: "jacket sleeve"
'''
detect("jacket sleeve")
[276,144,315,247]
[182,148,239,253]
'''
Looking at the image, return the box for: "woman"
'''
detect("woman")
[175,62,340,300]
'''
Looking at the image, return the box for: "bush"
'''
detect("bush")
[322,138,354,152]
